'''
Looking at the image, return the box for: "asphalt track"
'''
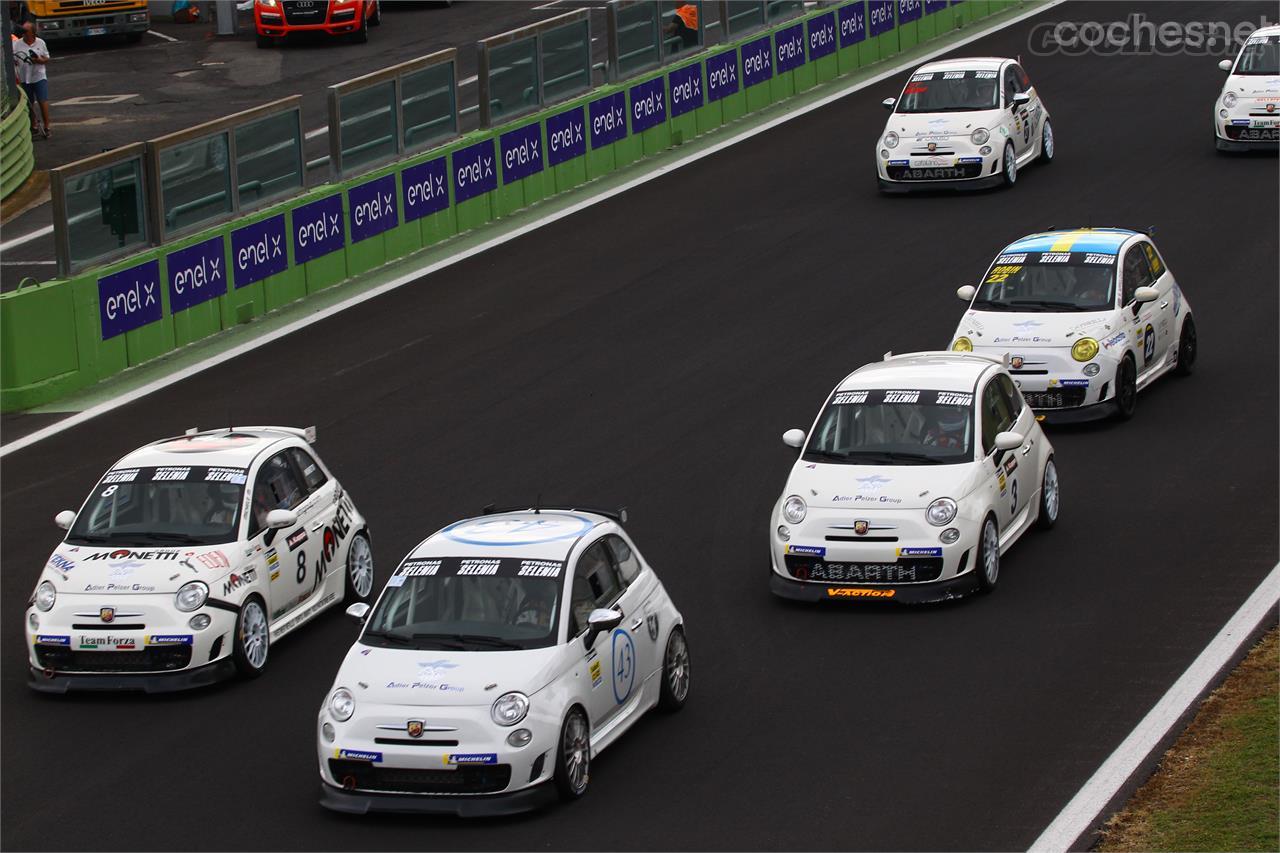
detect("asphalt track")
[2,2,1277,849]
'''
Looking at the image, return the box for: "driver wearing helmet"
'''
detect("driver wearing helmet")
[514,581,556,631]
[924,409,968,449]
[205,482,239,528]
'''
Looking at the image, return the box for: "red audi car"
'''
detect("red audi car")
[254,0,381,46]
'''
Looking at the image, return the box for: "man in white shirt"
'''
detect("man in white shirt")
[12,22,50,138]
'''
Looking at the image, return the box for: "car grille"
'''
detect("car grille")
[33,645,192,673]
[784,556,943,584]
[1023,387,1087,409]
[282,0,326,24]
[328,760,512,795]
[1224,125,1278,141]
[886,163,982,181]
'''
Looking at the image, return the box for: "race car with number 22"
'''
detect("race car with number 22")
[26,427,374,693]
[318,507,689,816]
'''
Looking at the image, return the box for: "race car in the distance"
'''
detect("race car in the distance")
[876,56,1052,192]
[950,228,1196,421]
[1215,25,1279,151]
[318,507,689,816]
[770,352,1057,603]
[26,427,373,693]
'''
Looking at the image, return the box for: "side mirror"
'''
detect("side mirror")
[346,602,370,624]
[1134,286,1159,304]
[266,509,297,530]
[1218,59,1233,72]
[54,510,76,530]
[956,285,976,302]
[782,428,806,449]
[881,97,895,110]
[1011,92,1030,109]
[994,431,1024,451]
[583,607,623,650]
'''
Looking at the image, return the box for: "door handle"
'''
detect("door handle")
[309,521,324,531]
[1160,301,1169,308]
[629,618,643,632]
[1021,445,1032,455]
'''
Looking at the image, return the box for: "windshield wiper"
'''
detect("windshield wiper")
[803,449,851,463]
[1006,299,1084,311]
[139,532,208,544]
[410,632,524,650]
[845,451,944,465]
[66,533,115,544]
[360,630,413,645]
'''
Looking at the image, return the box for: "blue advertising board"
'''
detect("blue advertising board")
[589,91,627,148]
[706,50,739,102]
[452,139,498,203]
[167,235,226,312]
[401,156,449,222]
[500,123,544,184]
[291,194,345,265]
[98,259,161,340]
[629,77,667,133]
[231,214,287,289]
[348,173,399,243]
[546,106,586,166]
[668,63,703,117]
[774,23,806,73]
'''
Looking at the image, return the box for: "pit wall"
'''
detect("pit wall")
[0,0,1022,412]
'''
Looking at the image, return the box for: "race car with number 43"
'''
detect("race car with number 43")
[950,228,1196,421]
[317,508,689,816]
[770,352,1057,603]
[877,57,1052,191]
[26,427,374,693]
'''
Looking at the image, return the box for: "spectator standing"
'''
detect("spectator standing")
[13,22,50,138]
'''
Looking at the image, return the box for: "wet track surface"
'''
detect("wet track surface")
[2,2,1277,849]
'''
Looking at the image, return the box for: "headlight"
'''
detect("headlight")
[1071,337,1099,362]
[329,687,355,722]
[1222,91,1237,108]
[926,498,957,527]
[174,581,208,612]
[971,127,990,145]
[782,495,807,524]
[952,336,973,352]
[258,0,278,6]
[884,131,899,149]
[35,581,56,612]
[491,691,530,726]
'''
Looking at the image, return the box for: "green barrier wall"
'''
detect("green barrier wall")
[1,88,35,201]
[0,0,1026,412]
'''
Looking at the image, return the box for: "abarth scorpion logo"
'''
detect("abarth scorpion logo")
[854,520,869,536]
[99,607,115,623]
[406,720,424,738]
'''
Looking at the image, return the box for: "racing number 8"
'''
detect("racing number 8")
[296,551,307,584]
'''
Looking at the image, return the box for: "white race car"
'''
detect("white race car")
[876,56,1052,192]
[26,426,374,693]
[949,228,1196,421]
[316,507,689,816]
[770,352,1057,604]
[1215,25,1279,151]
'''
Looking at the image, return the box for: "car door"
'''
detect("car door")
[979,376,1018,530]
[566,537,646,731]
[603,534,661,684]
[1002,64,1031,155]
[1011,63,1043,141]
[246,450,322,619]
[995,373,1036,523]
[287,446,344,599]
[1120,243,1162,377]
[1140,241,1177,364]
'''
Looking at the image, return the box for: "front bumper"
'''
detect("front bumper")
[1215,110,1279,150]
[27,658,235,694]
[876,144,1004,192]
[34,12,149,40]
[319,780,556,816]
[770,569,979,604]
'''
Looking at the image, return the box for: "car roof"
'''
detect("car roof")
[1247,24,1280,39]
[113,427,302,469]
[1002,228,1140,256]
[916,56,1009,73]
[837,352,999,395]
[410,510,612,563]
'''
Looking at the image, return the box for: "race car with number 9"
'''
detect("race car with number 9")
[25,426,374,693]
[949,228,1197,421]
[317,508,689,815]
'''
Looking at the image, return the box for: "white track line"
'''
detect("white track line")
[147,29,179,43]
[0,0,1062,458]
[1028,561,1280,853]
[0,223,54,252]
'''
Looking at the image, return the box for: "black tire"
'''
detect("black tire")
[1036,457,1059,531]
[350,13,368,43]
[657,627,690,712]
[368,1,381,25]
[232,595,270,678]
[1039,119,1054,164]
[1001,142,1017,187]
[976,515,999,593]
[1114,355,1138,421]
[1173,316,1197,376]
[553,707,590,801]
[256,34,272,48]
[344,532,374,603]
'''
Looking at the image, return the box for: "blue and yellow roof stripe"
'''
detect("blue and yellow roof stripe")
[1004,228,1136,255]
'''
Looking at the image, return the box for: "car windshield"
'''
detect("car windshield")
[363,556,564,651]
[804,389,975,465]
[896,69,999,113]
[66,465,248,547]
[972,249,1116,312]
[1235,37,1279,74]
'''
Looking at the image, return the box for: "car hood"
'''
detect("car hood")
[41,543,242,595]
[1226,75,1280,98]
[956,309,1117,348]
[885,110,999,142]
[786,460,983,509]
[333,642,566,708]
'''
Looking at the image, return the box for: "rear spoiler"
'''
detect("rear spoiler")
[177,425,317,443]
[481,503,629,524]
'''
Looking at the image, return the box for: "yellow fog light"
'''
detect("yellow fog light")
[1071,337,1099,362]
[952,337,973,352]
